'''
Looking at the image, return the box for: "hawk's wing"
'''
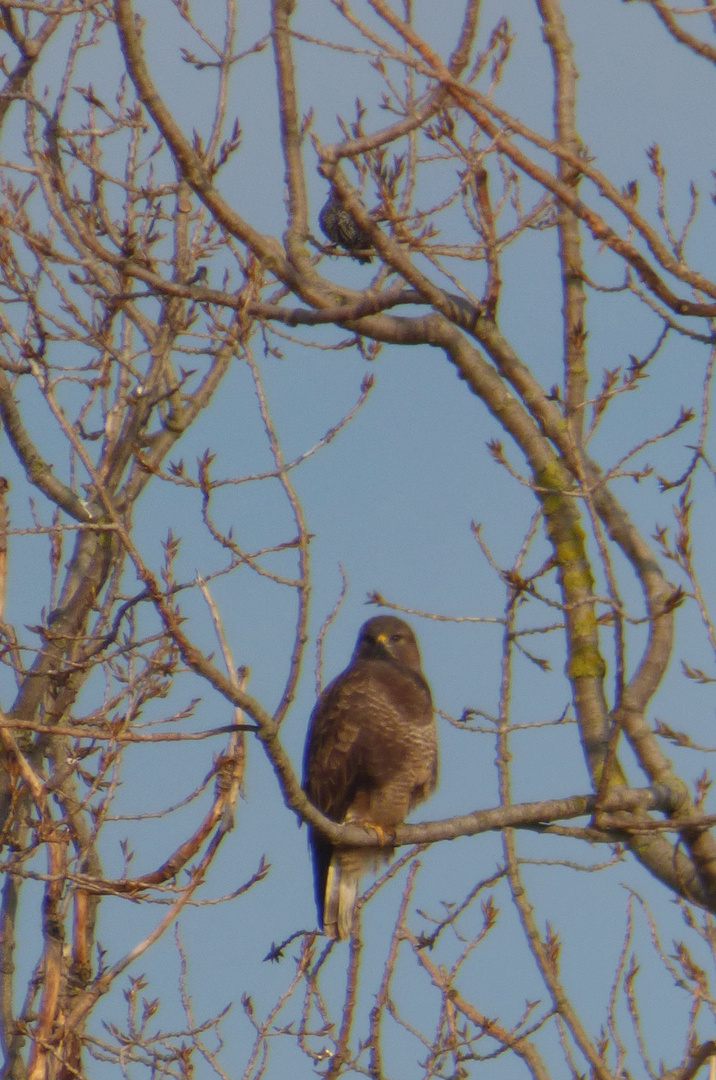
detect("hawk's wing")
[303,664,373,936]
[303,663,371,825]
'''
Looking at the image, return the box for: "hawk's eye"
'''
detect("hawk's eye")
[390,633,402,643]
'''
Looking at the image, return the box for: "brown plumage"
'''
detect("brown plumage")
[303,616,438,940]
[318,191,373,264]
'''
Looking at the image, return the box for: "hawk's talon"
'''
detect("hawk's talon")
[364,823,392,847]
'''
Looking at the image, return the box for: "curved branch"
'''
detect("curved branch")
[0,369,95,524]
[271,0,310,266]
[536,0,588,433]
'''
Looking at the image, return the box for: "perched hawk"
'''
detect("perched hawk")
[303,616,438,939]
[318,191,373,264]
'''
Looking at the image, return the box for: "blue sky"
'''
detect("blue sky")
[4,1,716,1077]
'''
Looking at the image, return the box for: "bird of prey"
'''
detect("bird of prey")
[318,191,373,264]
[303,616,438,940]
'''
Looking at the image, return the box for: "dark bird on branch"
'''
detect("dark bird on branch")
[185,265,208,286]
[303,616,438,940]
[318,191,374,264]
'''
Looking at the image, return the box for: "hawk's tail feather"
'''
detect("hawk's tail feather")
[323,850,367,940]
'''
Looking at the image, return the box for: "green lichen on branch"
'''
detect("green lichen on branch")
[538,463,605,677]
